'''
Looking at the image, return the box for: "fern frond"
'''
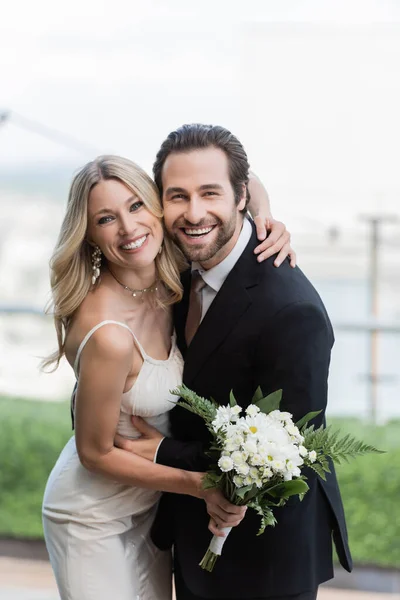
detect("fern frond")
[248,498,277,535]
[304,424,384,470]
[172,384,218,423]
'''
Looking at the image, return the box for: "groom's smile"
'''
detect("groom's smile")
[162,147,246,269]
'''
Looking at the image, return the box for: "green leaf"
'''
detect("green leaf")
[229,390,237,407]
[296,410,322,430]
[202,472,222,490]
[235,485,253,499]
[266,478,309,499]
[251,386,264,404]
[254,389,282,414]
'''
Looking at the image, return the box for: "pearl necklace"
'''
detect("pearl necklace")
[109,269,159,299]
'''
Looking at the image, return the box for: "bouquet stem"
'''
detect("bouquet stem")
[199,527,232,572]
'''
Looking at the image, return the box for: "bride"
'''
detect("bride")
[42,154,293,600]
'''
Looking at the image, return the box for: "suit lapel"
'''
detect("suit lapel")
[183,223,260,386]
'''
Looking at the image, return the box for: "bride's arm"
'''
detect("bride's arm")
[247,171,296,267]
[247,170,273,221]
[74,325,202,497]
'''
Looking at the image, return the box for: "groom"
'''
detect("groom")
[129,124,352,600]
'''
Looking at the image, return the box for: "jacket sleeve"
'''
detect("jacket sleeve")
[254,301,333,425]
[155,436,210,471]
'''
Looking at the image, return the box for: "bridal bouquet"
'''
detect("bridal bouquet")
[172,385,383,572]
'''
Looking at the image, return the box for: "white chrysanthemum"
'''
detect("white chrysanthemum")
[243,475,253,486]
[224,438,240,452]
[244,413,268,437]
[212,406,241,432]
[242,439,258,455]
[262,467,273,480]
[250,453,265,466]
[285,460,295,472]
[236,463,250,476]
[286,423,302,438]
[269,410,293,422]
[265,423,292,446]
[233,475,245,487]
[224,424,245,447]
[272,459,285,472]
[299,445,308,457]
[218,456,234,472]
[260,442,280,464]
[246,404,260,417]
[231,405,242,416]
[249,467,260,479]
[308,450,317,463]
[231,450,249,467]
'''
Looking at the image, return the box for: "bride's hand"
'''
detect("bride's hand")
[114,416,163,462]
[253,216,296,267]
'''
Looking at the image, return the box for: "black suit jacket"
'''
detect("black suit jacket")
[153,222,352,599]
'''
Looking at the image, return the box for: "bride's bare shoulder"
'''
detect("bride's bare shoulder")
[65,288,128,364]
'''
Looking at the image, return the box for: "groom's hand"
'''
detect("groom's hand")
[114,416,163,462]
[202,488,247,536]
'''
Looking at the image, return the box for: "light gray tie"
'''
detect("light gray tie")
[185,271,206,346]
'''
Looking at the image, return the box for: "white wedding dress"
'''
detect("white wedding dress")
[42,320,184,600]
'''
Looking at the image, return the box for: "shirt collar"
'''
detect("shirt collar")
[192,217,252,293]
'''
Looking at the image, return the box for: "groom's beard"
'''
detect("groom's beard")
[170,211,238,264]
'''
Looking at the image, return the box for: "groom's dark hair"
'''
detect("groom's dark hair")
[153,124,250,210]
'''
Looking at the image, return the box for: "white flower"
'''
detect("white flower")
[218,456,234,472]
[231,405,242,416]
[242,440,258,455]
[308,450,317,463]
[224,424,245,447]
[286,423,301,438]
[233,475,245,487]
[246,404,260,417]
[244,413,268,437]
[212,406,240,432]
[284,472,293,481]
[272,459,285,472]
[269,410,293,422]
[249,467,260,479]
[255,478,263,488]
[236,463,250,476]
[243,475,253,486]
[231,450,249,467]
[250,453,265,466]
[299,445,308,457]
[262,467,273,480]
[224,438,240,452]
[286,460,295,472]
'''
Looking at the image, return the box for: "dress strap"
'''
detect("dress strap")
[73,320,141,377]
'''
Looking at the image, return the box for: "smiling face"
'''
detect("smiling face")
[86,178,164,273]
[161,147,246,269]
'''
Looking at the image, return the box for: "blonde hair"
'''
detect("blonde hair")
[44,155,186,371]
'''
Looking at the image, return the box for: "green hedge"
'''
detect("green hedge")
[330,418,400,568]
[0,398,399,567]
[0,397,71,537]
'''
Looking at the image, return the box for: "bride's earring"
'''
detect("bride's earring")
[91,246,102,285]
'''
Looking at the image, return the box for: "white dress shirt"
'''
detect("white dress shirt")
[192,217,252,321]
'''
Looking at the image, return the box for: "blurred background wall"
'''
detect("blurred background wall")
[1,0,399,421]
